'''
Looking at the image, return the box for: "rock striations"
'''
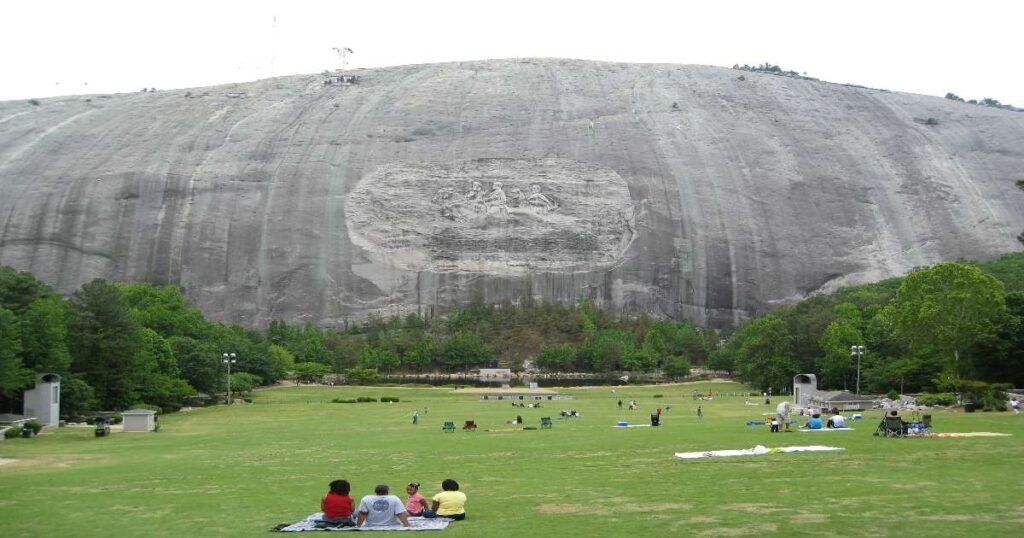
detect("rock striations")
[1,59,1022,328]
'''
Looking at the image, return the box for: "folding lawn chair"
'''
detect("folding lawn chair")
[540,417,553,429]
[463,420,477,431]
[442,421,456,433]
[882,415,907,438]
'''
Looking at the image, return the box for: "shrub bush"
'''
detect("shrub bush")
[23,420,44,434]
[331,398,357,404]
[653,394,663,398]
[915,393,956,406]
[380,397,400,403]
[129,403,162,413]
[355,397,377,403]
[3,425,22,439]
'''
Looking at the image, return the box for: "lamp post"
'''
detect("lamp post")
[850,345,865,395]
[222,352,237,404]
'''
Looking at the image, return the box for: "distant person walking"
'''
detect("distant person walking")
[697,406,703,420]
[412,410,419,425]
[1011,397,1020,415]
[617,400,623,410]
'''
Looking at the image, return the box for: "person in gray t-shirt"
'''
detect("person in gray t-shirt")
[356,485,410,527]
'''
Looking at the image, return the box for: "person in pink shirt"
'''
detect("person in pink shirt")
[405,482,428,516]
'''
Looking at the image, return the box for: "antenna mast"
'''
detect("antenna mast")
[331,46,354,72]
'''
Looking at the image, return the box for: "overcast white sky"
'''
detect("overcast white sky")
[3,0,1022,106]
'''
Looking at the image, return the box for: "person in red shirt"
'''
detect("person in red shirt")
[318,479,355,527]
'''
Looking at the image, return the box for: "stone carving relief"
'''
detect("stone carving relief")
[345,158,639,273]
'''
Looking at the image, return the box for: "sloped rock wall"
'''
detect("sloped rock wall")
[1,59,1022,327]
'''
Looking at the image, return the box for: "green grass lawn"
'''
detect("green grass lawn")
[1,381,1022,537]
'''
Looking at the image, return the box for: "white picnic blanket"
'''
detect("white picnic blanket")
[279,514,453,532]
[675,445,844,459]
[923,432,1011,438]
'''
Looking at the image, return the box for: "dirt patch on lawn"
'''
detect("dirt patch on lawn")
[697,523,777,537]
[722,503,785,514]
[537,502,691,515]
[2,454,106,469]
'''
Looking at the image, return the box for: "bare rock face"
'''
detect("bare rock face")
[1,59,1022,328]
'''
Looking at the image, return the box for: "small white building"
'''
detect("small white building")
[23,373,61,427]
[793,374,818,409]
[121,409,158,432]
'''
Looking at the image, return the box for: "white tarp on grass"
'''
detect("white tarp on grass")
[675,445,844,459]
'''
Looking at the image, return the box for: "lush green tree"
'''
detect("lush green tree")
[18,296,72,375]
[888,262,1007,384]
[0,307,31,398]
[268,319,299,348]
[268,344,295,380]
[662,355,693,380]
[707,348,735,374]
[404,334,437,372]
[817,304,865,390]
[293,361,331,383]
[0,266,52,316]
[977,252,1024,293]
[577,329,633,372]
[642,321,707,366]
[358,345,400,371]
[118,283,214,339]
[298,324,330,364]
[323,329,362,372]
[69,279,144,409]
[732,315,796,392]
[536,343,577,371]
[228,372,262,396]
[439,331,494,370]
[58,375,97,417]
[971,291,1024,387]
[345,367,380,385]
[169,337,220,395]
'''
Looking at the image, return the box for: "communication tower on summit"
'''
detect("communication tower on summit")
[332,46,354,71]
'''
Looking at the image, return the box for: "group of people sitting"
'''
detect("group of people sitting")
[770,402,848,432]
[318,479,467,528]
[800,412,847,430]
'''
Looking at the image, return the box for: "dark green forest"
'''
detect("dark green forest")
[1,253,1022,415]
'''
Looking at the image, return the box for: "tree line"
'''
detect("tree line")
[1,252,1021,415]
[0,269,713,415]
[713,254,1024,408]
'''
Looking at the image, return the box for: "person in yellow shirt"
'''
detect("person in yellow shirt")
[428,479,467,521]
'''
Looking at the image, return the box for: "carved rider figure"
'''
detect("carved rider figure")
[527,183,558,212]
